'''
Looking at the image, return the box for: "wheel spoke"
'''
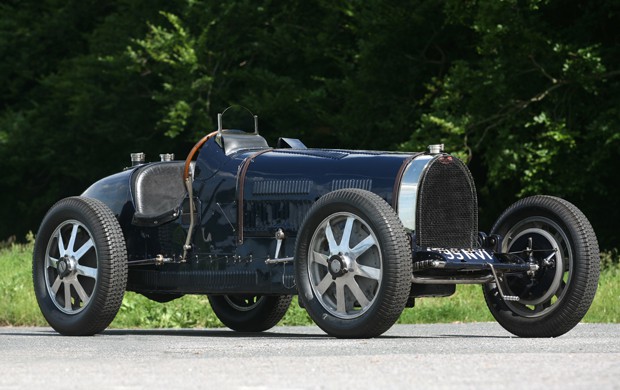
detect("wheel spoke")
[73,238,94,261]
[72,280,90,306]
[356,264,381,281]
[316,274,333,296]
[336,282,346,313]
[64,282,72,310]
[310,250,329,267]
[324,221,338,254]
[350,235,376,259]
[51,276,62,295]
[76,264,97,279]
[56,230,66,257]
[341,216,355,249]
[347,279,370,308]
[48,256,59,269]
[67,224,79,255]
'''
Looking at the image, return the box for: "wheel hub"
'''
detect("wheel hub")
[327,253,351,279]
[57,256,77,279]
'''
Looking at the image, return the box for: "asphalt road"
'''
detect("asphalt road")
[1,323,619,389]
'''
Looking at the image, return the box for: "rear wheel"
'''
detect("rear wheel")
[208,294,292,332]
[33,197,128,335]
[483,196,599,337]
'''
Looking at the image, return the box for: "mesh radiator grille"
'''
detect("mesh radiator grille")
[415,155,478,248]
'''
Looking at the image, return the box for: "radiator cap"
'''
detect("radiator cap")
[427,144,444,154]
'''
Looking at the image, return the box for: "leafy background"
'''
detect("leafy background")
[1,0,619,253]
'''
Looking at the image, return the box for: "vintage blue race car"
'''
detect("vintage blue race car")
[33,108,600,338]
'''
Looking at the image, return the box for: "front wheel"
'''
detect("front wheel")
[295,189,412,338]
[208,295,292,332]
[483,195,599,337]
[33,197,128,335]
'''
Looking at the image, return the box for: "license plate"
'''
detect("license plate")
[425,247,494,261]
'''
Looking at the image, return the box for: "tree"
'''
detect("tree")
[0,0,182,239]
[1,0,618,250]
[402,0,620,246]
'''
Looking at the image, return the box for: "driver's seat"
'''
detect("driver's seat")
[219,130,269,155]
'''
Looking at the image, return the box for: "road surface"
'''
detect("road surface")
[1,323,619,389]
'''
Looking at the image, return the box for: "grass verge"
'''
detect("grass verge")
[1,243,618,328]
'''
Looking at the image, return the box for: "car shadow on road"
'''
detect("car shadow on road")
[103,328,330,339]
[0,328,324,339]
[0,327,512,339]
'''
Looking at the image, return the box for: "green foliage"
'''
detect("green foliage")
[583,265,620,323]
[399,285,495,324]
[0,0,183,240]
[1,0,619,250]
[128,11,212,138]
[0,242,47,326]
[401,0,620,241]
[600,248,620,271]
[111,293,221,329]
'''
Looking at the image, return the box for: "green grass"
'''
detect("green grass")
[0,243,47,326]
[1,242,618,328]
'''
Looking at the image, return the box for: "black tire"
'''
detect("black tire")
[483,195,599,337]
[208,295,292,332]
[295,189,412,338]
[33,197,128,336]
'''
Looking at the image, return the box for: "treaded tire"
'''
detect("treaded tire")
[295,189,412,338]
[33,197,128,336]
[483,195,599,337]
[208,295,292,332]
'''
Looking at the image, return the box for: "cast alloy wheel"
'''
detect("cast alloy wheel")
[296,189,411,338]
[33,197,127,336]
[307,212,383,319]
[44,220,99,314]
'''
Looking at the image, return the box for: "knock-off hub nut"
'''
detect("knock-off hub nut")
[57,256,76,279]
[328,254,351,279]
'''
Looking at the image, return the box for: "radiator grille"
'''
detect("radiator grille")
[416,155,478,248]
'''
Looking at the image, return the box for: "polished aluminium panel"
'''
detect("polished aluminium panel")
[397,155,434,231]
